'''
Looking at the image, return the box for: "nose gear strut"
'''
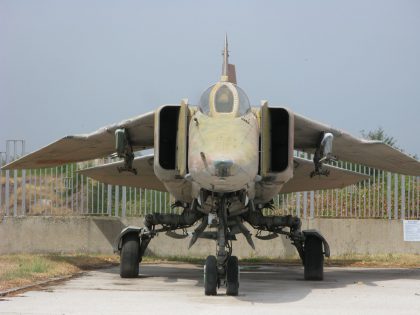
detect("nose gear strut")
[203,196,239,296]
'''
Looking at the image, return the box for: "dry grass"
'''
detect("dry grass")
[0,254,118,291]
[0,175,77,216]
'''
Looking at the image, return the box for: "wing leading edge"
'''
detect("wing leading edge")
[2,111,154,170]
[294,113,420,176]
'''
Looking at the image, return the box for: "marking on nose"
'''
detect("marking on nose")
[200,152,209,170]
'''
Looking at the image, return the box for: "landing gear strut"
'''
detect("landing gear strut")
[114,205,202,279]
[116,228,153,278]
[120,233,139,278]
[303,233,325,280]
[203,197,241,296]
[243,205,330,282]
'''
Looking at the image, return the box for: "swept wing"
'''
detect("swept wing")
[2,112,154,170]
[78,154,166,191]
[280,157,369,194]
[294,113,420,176]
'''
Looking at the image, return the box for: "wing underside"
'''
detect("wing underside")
[294,113,420,176]
[280,157,370,194]
[2,111,155,170]
[78,154,167,192]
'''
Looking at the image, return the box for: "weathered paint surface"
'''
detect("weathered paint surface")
[188,110,259,194]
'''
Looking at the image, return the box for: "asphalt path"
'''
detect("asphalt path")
[1,263,420,315]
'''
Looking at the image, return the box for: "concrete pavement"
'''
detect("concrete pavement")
[1,263,420,315]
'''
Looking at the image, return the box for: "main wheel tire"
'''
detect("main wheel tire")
[204,255,218,296]
[226,256,239,296]
[120,233,140,278]
[304,235,324,281]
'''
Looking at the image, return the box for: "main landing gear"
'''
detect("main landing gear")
[116,227,153,278]
[303,234,325,280]
[113,198,330,295]
[243,205,330,283]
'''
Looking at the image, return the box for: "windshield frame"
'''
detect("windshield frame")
[198,82,250,117]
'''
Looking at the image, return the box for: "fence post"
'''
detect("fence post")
[0,152,4,213]
[122,186,127,217]
[296,192,301,218]
[21,141,26,216]
[401,175,406,220]
[5,142,10,216]
[381,171,385,218]
[139,188,143,215]
[387,172,392,219]
[107,185,112,216]
[81,174,84,214]
[134,188,137,215]
[12,141,18,216]
[417,177,419,218]
[394,174,399,220]
[407,176,411,218]
[115,185,120,217]
[310,191,314,218]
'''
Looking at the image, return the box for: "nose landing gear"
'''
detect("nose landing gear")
[204,197,240,296]
[204,255,240,296]
[226,256,239,296]
[204,255,218,295]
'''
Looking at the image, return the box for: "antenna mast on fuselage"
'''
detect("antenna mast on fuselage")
[220,34,237,84]
[222,34,229,80]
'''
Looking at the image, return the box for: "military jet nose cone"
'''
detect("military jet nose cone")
[213,159,234,177]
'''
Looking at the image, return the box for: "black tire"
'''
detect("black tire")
[304,235,324,281]
[204,255,218,295]
[226,256,239,296]
[120,233,140,278]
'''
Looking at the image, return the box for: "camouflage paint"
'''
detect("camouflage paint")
[188,109,259,195]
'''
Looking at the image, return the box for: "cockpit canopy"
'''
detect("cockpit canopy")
[199,82,251,117]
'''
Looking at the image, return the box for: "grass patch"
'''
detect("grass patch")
[0,254,119,291]
[2,256,51,281]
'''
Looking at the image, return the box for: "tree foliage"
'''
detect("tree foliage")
[360,127,418,160]
[360,126,397,147]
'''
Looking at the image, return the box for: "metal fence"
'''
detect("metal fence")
[0,140,419,219]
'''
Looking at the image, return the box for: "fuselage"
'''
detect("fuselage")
[188,81,259,196]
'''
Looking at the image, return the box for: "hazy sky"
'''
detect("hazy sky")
[1,0,419,156]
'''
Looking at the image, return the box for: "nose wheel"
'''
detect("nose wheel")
[204,255,240,296]
[204,256,218,295]
[226,256,239,296]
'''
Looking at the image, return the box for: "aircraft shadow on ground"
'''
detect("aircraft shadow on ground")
[99,263,420,304]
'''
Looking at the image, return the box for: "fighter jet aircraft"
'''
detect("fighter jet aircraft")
[3,36,420,296]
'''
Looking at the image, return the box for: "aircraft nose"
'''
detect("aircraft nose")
[213,159,234,177]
